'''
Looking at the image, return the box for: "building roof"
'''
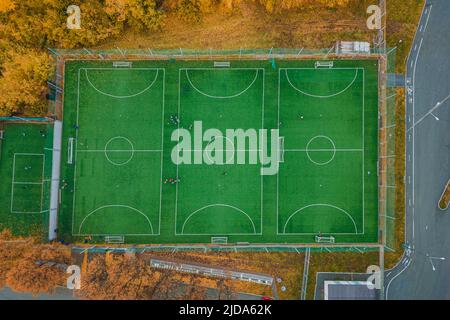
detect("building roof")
[324,281,378,300]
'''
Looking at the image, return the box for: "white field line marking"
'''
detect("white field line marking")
[103,136,135,166]
[194,148,259,152]
[158,69,166,235]
[77,205,154,235]
[10,154,16,213]
[13,182,43,185]
[72,68,81,234]
[10,153,45,214]
[13,153,45,156]
[261,68,265,235]
[73,67,164,236]
[285,149,362,152]
[78,149,162,152]
[175,69,181,234]
[277,67,365,236]
[40,153,45,213]
[185,68,259,99]
[277,68,281,234]
[180,203,257,235]
[282,203,358,234]
[176,68,264,236]
[305,135,337,166]
[284,68,359,98]
[362,68,365,234]
[83,68,160,99]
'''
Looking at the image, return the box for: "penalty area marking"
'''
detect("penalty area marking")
[283,68,360,99]
[282,203,359,235]
[179,203,257,235]
[77,204,154,235]
[83,68,160,99]
[183,68,261,99]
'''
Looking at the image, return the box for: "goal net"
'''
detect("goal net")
[113,61,132,68]
[315,61,334,69]
[105,235,125,244]
[315,235,335,243]
[211,237,228,244]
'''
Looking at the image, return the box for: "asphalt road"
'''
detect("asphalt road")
[385,0,450,299]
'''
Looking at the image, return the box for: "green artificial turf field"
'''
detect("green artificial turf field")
[0,123,52,237]
[59,58,379,244]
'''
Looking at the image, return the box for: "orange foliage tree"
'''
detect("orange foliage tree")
[81,253,211,300]
[0,50,53,116]
[5,243,71,294]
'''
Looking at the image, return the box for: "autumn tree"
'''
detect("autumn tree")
[81,253,163,300]
[181,274,208,299]
[5,243,71,294]
[0,230,31,287]
[216,279,234,300]
[256,0,350,13]
[124,0,165,31]
[0,0,125,49]
[0,50,53,116]
[0,0,15,13]
[165,0,221,22]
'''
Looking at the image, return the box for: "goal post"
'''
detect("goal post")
[67,137,74,164]
[112,61,132,68]
[105,235,125,244]
[315,61,334,69]
[211,237,228,244]
[279,137,285,163]
[315,235,335,243]
[214,61,230,68]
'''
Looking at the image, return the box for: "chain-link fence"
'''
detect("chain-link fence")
[72,244,380,254]
[41,123,54,241]
[49,46,391,251]
[378,48,397,251]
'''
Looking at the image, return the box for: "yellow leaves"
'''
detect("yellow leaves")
[255,0,350,13]
[5,244,70,295]
[0,233,71,296]
[0,0,15,13]
[221,0,238,12]
[0,50,52,116]
[125,0,165,31]
[105,0,127,21]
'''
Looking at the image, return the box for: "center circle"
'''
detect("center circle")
[104,136,134,166]
[204,136,235,165]
[306,135,336,165]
